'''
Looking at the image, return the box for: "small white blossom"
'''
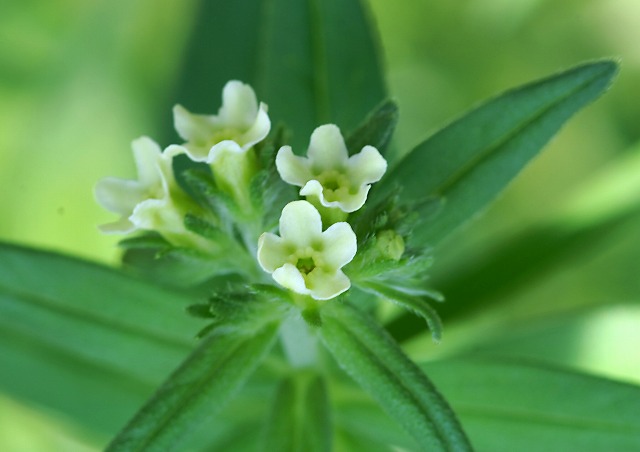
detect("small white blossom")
[173,80,270,164]
[95,136,185,234]
[275,124,387,213]
[257,200,357,300]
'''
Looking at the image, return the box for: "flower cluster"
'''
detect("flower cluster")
[258,125,387,300]
[96,81,388,302]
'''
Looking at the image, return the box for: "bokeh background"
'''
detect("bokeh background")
[1,0,639,449]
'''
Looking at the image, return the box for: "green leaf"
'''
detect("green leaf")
[423,357,640,452]
[332,388,418,450]
[0,243,204,432]
[106,322,280,451]
[345,99,399,155]
[320,302,472,451]
[358,281,443,342]
[375,60,618,247]
[166,0,386,149]
[262,374,332,452]
[387,193,640,343]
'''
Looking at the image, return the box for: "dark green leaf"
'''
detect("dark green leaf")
[166,0,386,149]
[346,99,399,155]
[118,233,172,250]
[320,302,472,451]
[106,322,280,451]
[262,374,332,452]
[423,357,640,452]
[376,61,618,247]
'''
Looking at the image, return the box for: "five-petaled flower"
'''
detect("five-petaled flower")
[173,80,270,164]
[94,136,186,234]
[275,124,387,213]
[257,200,357,300]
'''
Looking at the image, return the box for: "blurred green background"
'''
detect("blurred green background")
[1,0,639,450]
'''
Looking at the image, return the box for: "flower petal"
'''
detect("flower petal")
[130,198,183,232]
[276,146,313,186]
[306,269,351,300]
[257,233,291,273]
[307,124,349,172]
[347,145,387,186]
[98,217,136,235]
[172,104,216,145]
[219,80,259,129]
[279,201,323,247]
[272,263,311,296]
[300,180,369,213]
[320,222,357,269]
[206,140,246,164]
[94,177,146,215]
[132,136,163,186]
[238,102,270,149]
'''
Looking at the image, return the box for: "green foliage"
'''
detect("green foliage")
[320,302,472,451]
[358,281,443,342]
[375,61,619,247]
[345,99,399,156]
[424,357,640,451]
[0,0,637,450]
[166,0,385,150]
[106,322,280,451]
[262,374,332,452]
[0,243,203,432]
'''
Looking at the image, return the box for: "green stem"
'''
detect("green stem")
[279,313,318,368]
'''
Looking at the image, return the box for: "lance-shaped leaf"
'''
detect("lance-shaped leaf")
[0,243,204,432]
[374,61,618,247]
[165,0,386,149]
[262,374,332,452]
[423,357,640,451]
[346,99,399,156]
[107,322,280,451]
[319,302,472,451]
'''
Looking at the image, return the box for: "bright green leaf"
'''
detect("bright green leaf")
[375,61,618,247]
[320,302,472,451]
[0,243,204,432]
[423,357,640,452]
[106,322,280,452]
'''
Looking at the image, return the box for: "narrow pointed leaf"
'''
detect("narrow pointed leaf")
[346,99,399,155]
[375,61,618,246]
[167,0,386,149]
[107,322,280,451]
[320,302,472,451]
[423,357,640,452]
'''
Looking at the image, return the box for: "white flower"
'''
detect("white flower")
[275,124,387,213]
[257,200,357,300]
[95,136,185,234]
[173,80,270,164]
